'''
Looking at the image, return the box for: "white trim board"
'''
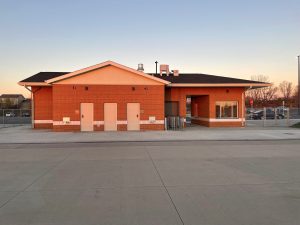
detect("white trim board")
[46,120,165,125]
[168,83,270,87]
[34,120,53,124]
[191,117,244,122]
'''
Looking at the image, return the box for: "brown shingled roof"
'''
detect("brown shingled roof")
[20,71,266,85]
[20,72,69,83]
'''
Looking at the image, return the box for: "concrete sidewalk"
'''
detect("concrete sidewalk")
[0,125,300,144]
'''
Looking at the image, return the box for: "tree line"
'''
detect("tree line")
[246,75,299,108]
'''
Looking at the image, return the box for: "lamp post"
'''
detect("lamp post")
[298,55,300,114]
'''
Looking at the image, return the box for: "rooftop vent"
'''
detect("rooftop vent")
[137,63,144,72]
[172,70,179,76]
[160,64,170,76]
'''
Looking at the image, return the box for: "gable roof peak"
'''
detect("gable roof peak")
[45,60,170,85]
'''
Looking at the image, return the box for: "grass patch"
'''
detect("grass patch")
[291,122,300,128]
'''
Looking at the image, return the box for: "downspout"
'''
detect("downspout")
[24,86,41,128]
[24,86,34,128]
[31,91,34,128]
[243,86,252,127]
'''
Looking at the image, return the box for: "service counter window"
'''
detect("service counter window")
[216,101,238,119]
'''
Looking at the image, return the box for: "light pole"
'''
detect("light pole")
[298,55,300,114]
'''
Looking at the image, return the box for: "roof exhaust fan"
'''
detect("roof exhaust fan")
[137,63,144,72]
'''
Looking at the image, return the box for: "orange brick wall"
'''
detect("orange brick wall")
[32,86,53,129]
[31,84,246,130]
[166,87,245,127]
[191,95,209,118]
[52,84,165,131]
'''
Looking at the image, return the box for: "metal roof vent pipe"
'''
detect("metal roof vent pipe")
[137,63,144,72]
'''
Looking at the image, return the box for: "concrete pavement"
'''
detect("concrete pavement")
[0,125,300,144]
[0,140,300,225]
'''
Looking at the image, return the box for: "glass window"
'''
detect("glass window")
[215,101,238,119]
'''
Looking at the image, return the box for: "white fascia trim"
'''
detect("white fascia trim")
[18,82,51,86]
[167,83,271,87]
[45,61,170,85]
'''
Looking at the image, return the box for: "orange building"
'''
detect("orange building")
[19,61,268,131]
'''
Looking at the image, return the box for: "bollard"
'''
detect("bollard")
[164,117,167,130]
[263,107,266,127]
[274,108,278,126]
[286,108,290,126]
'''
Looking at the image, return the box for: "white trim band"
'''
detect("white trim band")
[50,120,165,126]
[34,120,53,124]
[140,120,165,125]
[117,120,128,125]
[93,121,104,125]
[53,121,80,125]
[191,117,244,122]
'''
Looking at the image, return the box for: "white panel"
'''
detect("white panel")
[80,103,94,131]
[104,103,117,131]
[127,103,140,131]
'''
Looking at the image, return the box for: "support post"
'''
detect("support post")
[31,91,34,128]
[263,107,266,127]
[274,108,277,126]
[298,55,300,115]
[287,108,290,127]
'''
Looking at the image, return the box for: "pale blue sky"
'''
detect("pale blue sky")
[0,0,299,97]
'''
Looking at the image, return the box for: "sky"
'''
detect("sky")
[0,0,299,98]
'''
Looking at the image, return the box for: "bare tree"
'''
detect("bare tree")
[279,81,293,100]
[246,75,278,104]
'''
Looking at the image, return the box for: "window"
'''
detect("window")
[215,101,238,119]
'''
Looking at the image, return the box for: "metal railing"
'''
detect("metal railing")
[165,116,185,130]
[0,109,31,127]
[245,107,300,127]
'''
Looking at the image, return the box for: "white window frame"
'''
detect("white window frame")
[215,101,238,119]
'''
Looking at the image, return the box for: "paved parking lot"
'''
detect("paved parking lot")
[1,125,300,144]
[0,140,300,225]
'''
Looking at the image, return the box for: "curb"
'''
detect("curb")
[0,138,299,145]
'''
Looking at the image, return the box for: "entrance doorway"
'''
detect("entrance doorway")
[127,103,140,131]
[80,103,94,131]
[104,103,117,131]
[190,95,209,127]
